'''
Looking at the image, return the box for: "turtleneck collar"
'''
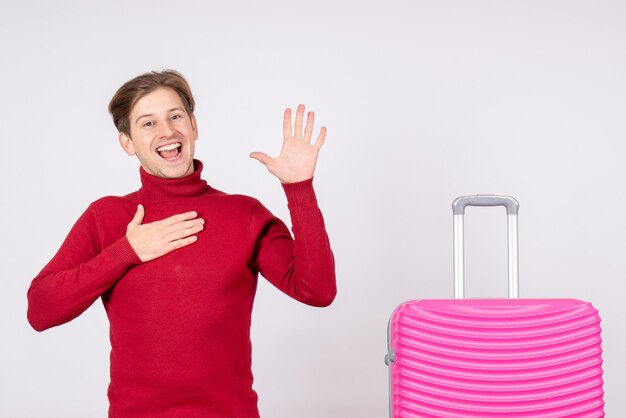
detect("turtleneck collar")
[137,159,212,200]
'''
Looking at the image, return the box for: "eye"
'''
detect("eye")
[171,114,182,120]
[143,121,155,128]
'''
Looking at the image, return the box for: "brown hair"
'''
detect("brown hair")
[108,69,195,134]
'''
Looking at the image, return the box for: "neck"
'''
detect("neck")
[137,159,211,199]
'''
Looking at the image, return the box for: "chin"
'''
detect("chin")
[165,161,195,179]
[142,161,192,179]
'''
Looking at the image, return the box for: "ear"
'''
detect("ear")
[119,132,136,156]
[191,114,199,140]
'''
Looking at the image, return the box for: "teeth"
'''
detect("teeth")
[156,143,181,152]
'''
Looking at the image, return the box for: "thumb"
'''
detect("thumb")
[129,204,145,227]
[249,152,272,166]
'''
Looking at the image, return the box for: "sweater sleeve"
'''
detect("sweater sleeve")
[249,178,336,307]
[27,203,141,331]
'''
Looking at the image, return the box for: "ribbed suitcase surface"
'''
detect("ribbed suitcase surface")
[389,298,605,417]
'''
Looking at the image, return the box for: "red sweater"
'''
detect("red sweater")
[27,161,336,418]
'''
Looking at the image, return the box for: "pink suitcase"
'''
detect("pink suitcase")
[386,195,605,417]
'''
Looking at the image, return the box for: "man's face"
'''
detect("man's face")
[119,87,198,179]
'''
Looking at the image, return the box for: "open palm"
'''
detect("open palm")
[250,104,326,183]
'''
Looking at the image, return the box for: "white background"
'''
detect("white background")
[2,1,625,416]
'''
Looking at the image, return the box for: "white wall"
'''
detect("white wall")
[2,1,625,416]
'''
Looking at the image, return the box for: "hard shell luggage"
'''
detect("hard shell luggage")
[386,195,605,417]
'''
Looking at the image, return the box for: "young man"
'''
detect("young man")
[27,70,336,418]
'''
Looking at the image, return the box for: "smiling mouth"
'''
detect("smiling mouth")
[156,142,182,161]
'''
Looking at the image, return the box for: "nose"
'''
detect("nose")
[159,120,176,138]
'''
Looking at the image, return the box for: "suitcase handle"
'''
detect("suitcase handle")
[452,195,520,299]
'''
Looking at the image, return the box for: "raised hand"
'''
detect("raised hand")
[249,104,327,183]
[126,204,204,262]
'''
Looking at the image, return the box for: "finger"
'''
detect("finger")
[294,104,305,139]
[249,152,272,166]
[283,108,292,140]
[303,111,315,143]
[169,222,205,240]
[168,218,205,233]
[163,211,199,226]
[168,235,199,251]
[129,204,145,226]
[313,126,327,150]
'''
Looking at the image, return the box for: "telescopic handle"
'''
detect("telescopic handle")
[452,195,520,299]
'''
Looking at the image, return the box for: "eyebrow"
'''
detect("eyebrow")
[135,107,185,124]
